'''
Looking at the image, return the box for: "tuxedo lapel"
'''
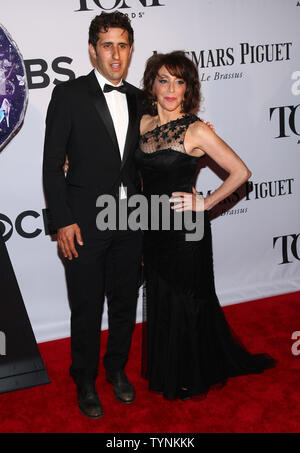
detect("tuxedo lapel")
[121,84,138,170]
[86,71,120,159]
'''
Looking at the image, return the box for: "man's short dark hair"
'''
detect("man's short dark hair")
[89,11,134,49]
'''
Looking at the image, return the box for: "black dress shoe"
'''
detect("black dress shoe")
[106,369,135,404]
[77,381,103,419]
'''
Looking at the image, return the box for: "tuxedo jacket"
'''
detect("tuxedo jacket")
[43,70,143,232]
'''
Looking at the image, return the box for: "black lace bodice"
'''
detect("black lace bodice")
[135,114,203,197]
[139,113,201,154]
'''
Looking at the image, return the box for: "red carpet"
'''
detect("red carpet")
[0,291,300,433]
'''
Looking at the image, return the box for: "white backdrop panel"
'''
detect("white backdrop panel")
[0,0,299,342]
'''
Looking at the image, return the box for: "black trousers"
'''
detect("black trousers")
[65,226,143,384]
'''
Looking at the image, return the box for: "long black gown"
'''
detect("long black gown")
[135,113,276,400]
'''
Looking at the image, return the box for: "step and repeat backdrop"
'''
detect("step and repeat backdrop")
[0,0,299,342]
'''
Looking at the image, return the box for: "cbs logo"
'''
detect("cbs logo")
[0,210,52,242]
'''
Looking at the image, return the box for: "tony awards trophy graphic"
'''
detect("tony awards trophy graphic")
[0,24,49,393]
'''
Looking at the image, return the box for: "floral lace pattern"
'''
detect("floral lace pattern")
[139,114,200,154]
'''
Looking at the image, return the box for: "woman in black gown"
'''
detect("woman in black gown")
[135,51,276,401]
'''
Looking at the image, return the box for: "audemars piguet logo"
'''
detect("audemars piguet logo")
[197,177,295,217]
[153,42,293,83]
[185,42,292,70]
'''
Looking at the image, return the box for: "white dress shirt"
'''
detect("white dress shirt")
[94,68,128,199]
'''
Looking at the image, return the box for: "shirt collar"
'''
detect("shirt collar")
[94,68,123,92]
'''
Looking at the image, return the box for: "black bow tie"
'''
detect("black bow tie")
[103,83,127,94]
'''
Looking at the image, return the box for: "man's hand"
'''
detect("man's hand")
[200,118,215,132]
[57,223,83,260]
[63,156,69,174]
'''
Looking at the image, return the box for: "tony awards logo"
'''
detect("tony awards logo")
[269,71,300,142]
[0,24,28,150]
[75,0,165,11]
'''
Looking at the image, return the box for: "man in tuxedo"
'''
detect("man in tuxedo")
[43,12,143,418]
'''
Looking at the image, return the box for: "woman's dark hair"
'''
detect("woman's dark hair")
[142,51,200,116]
[89,11,134,49]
